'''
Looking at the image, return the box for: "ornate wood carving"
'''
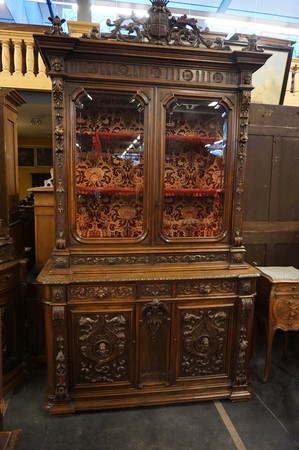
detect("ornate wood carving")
[54,335,69,400]
[101,0,230,49]
[239,279,253,295]
[0,220,14,263]
[53,255,69,268]
[71,255,150,265]
[155,253,227,264]
[70,285,134,300]
[52,286,66,303]
[78,313,129,383]
[140,284,171,297]
[45,16,69,36]
[180,308,228,377]
[177,280,236,296]
[233,298,253,387]
[139,299,170,343]
[233,90,251,248]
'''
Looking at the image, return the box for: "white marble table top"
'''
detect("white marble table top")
[257,266,299,282]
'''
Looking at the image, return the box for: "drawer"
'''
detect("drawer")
[69,284,135,301]
[272,294,299,328]
[275,283,299,294]
[138,282,172,298]
[176,279,237,297]
[0,267,17,293]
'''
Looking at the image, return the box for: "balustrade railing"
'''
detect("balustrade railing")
[0,23,51,90]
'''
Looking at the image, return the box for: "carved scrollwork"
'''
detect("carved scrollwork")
[53,255,69,268]
[78,313,129,383]
[139,299,170,343]
[180,309,228,376]
[102,0,230,50]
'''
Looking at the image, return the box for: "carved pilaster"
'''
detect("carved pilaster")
[232,297,253,391]
[139,299,170,344]
[233,90,251,251]
[52,68,67,258]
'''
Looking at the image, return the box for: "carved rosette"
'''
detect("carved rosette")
[139,299,170,343]
[52,285,66,303]
[51,66,67,255]
[233,90,251,249]
[180,309,228,377]
[233,297,253,387]
[78,313,129,383]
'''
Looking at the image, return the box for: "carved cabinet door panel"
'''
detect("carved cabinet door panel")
[69,306,135,390]
[138,299,172,387]
[174,302,234,382]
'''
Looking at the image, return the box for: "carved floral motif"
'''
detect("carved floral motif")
[52,286,66,302]
[155,253,227,264]
[140,284,171,297]
[54,335,69,401]
[274,298,299,322]
[71,255,150,265]
[234,298,253,386]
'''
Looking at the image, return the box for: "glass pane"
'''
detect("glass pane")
[75,92,144,239]
[162,99,227,239]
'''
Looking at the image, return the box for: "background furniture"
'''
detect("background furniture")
[35,5,269,413]
[256,266,299,381]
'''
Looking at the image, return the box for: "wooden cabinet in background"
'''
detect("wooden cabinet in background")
[34,3,269,413]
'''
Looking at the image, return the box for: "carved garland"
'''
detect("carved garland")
[51,61,67,258]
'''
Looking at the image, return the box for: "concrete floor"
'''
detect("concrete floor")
[4,329,299,450]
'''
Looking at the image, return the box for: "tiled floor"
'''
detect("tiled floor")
[4,329,299,450]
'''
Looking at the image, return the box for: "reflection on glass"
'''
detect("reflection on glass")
[162,99,227,239]
[75,92,144,239]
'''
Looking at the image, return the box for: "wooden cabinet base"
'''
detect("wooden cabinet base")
[0,430,21,450]
[40,265,257,414]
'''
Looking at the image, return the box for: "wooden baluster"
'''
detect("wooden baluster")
[37,51,46,78]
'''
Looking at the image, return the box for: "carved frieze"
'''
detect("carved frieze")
[139,299,170,343]
[177,280,236,296]
[78,313,129,383]
[68,61,238,87]
[70,285,134,300]
[155,253,227,264]
[180,308,229,377]
[71,255,150,265]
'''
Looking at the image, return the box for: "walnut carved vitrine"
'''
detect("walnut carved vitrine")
[34,2,270,413]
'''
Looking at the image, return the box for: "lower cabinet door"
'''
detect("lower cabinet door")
[175,301,234,381]
[69,306,135,390]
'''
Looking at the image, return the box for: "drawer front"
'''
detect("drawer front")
[275,283,299,294]
[176,279,237,297]
[69,284,135,301]
[0,267,17,294]
[273,294,299,328]
[138,282,172,298]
